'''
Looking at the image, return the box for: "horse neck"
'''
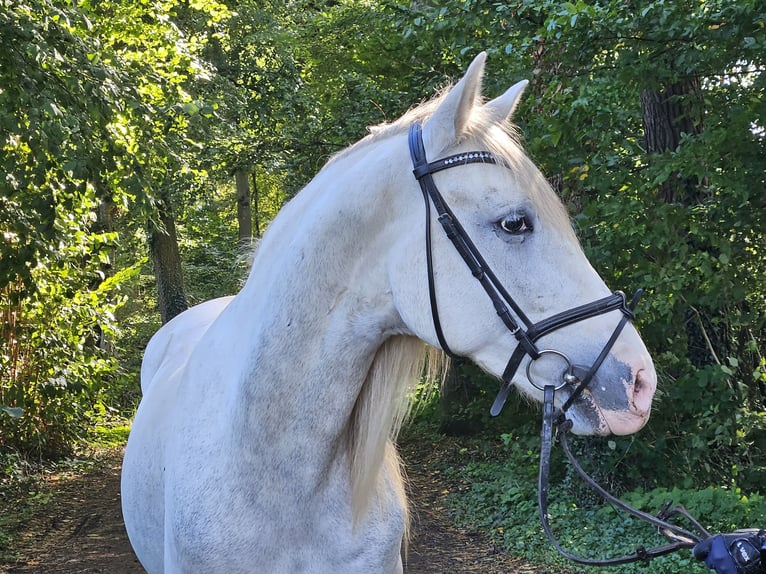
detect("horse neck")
[241,142,406,348]
[213,135,413,460]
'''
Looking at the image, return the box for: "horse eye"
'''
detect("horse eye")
[499,215,533,235]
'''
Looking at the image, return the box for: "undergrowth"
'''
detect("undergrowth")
[436,426,766,574]
[402,385,766,574]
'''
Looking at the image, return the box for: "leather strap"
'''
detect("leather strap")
[408,122,643,418]
[558,289,643,415]
[537,387,707,565]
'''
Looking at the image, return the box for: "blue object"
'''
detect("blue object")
[704,536,740,574]
[694,531,765,574]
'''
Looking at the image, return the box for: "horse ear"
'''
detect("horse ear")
[484,79,529,124]
[422,52,487,156]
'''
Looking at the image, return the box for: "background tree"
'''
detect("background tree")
[1,0,763,500]
[0,0,230,452]
[0,0,142,454]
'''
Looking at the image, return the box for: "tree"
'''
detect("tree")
[3,0,762,489]
[392,0,765,488]
[0,0,230,453]
[88,0,233,324]
[235,170,253,244]
[0,0,141,454]
[150,193,189,324]
[639,77,704,204]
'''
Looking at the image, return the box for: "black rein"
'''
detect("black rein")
[539,385,710,566]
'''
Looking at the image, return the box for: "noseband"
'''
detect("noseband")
[408,123,640,416]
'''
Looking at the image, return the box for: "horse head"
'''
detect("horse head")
[388,53,656,436]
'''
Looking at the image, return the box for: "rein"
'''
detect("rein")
[539,385,710,566]
[408,122,710,567]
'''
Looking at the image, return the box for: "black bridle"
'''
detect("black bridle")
[408,122,708,566]
[408,122,638,415]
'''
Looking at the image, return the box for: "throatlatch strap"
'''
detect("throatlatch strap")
[410,122,459,357]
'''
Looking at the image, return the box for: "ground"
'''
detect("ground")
[0,439,559,574]
[1,451,140,574]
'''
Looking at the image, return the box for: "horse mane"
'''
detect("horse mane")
[346,336,445,529]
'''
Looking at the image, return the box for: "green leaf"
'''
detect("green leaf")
[182,101,200,116]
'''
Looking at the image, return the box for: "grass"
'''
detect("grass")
[90,422,131,448]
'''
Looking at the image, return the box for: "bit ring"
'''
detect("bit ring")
[526,349,575,391]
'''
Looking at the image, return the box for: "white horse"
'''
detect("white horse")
[122,53,657,573]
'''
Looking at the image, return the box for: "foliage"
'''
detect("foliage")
[1,0,119,291]
[393,0,766,493]
[210,0,426,204]
[178,182,248,303]
[0,188,134,456]
[1,0,764,517]
[0,0,231,459]
[89,421,131,449]
[545,0,765,492]
[442,428,766,574]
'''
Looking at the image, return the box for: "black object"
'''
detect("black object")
[537,385,708,566]
[407,122,638,417]
[693,530,766,574]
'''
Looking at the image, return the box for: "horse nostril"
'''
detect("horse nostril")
[632,368,657,414]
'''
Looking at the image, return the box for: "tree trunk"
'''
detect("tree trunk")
[641,75,721,370]
[640,76,704,204]
[92,195,116,352]
[149,197,188,324]
[236,169,252,245]
[252,171,261,237]
[95,195,115,276]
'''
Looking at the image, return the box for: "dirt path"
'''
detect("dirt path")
[1,443,549,574]
[401,439,552,574]
[1,451,142,574]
